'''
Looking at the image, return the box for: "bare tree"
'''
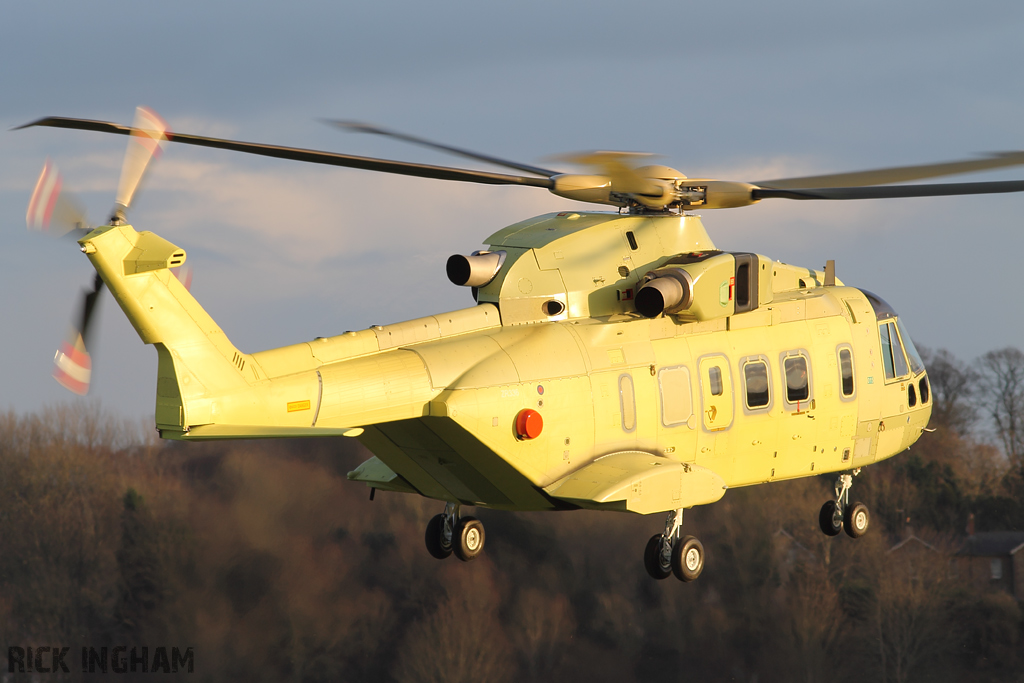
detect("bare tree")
[919,347,978,435]
[978,347,1024,471]
[781,563,845,683]
[869,542,954,683]
[508,588,575,682]
[393,564,515,683]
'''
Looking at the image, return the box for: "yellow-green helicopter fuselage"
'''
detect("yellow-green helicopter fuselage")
[79,211,931,518]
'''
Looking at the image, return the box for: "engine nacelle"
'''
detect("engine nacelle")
[636,252,764,321]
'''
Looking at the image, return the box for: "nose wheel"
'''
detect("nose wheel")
[644,509,704,582]
[425,503,486,562]
[818,470,869,539]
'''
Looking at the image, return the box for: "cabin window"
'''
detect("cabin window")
[743,361,770,409]
[839,348,855,397]
[708,366,723,396]
[920,377,930,404]
[785,356,809,403]
[659,366,693,427]
[619,374,636,433]
[908,383,917,407]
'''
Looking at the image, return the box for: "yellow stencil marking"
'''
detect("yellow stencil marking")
[287,400,311,413]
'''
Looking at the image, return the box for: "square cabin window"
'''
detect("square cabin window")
[785,356,809,403]
[744,361,769,409]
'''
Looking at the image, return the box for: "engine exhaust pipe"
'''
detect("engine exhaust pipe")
[635,268,693,318]
[446,250,506,287]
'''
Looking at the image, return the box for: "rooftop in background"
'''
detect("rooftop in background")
[956,531,1024,557]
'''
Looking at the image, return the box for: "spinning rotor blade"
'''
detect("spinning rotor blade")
[755,151,1024,189]
[114,107,169,214]
[52,273,104,395]
[752,179,1024,201]
[554,151,664,196]
[18,116,555,189]
[26,160,90,237]
[329,120,558,177]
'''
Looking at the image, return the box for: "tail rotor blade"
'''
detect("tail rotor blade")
[26,160,90,237]
[52,273,105,395]
[172,264,193,291]
[114,107,169,214]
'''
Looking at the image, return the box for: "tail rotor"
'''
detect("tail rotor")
[26,106,171,394]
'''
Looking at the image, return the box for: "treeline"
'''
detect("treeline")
[0,347,1022,683]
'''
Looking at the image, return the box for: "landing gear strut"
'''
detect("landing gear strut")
[644,509,704,582]
[425,502,486,562]
[818,469,869,539]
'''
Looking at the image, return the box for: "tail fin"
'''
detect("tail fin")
[79,223,253,431]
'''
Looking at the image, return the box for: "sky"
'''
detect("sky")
[2,0,1024,420]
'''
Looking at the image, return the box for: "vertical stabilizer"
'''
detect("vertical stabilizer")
[79,224,252,432]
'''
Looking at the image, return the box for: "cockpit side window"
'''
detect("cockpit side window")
[880,323,896,380]
[880,321,909,380]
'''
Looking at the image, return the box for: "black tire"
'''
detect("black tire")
[818,500,843,536]
[671,535,704,582]
[425,513,452,559]
[644,534,672,580]
[453,516,485,562]
[844,502,870,539]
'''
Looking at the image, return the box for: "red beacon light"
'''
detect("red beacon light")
[515,409,543,440]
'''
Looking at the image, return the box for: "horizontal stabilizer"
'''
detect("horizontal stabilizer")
[170,424,365,440]
[544,452,727,514]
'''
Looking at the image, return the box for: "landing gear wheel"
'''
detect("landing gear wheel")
[844,502,870,538]
[818,500,843,537]
[671,535,704,582]
[644,534,672,580]
[425,513,452,559]
[453,516,485,561]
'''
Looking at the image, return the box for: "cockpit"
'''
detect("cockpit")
[862,290,930,406]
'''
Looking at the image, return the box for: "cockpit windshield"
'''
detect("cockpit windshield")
[895,318,925,375]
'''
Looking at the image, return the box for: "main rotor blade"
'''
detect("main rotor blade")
[18,116,555,189]
[756,152,1024,189]
[752,179,1024,201]
[328,120,559,178]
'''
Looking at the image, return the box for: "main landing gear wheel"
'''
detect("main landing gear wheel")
[644,509,704,582]
[424,503,487,562]
[844,502,870,538]
[453,516,485,561]
[672,535,705,582]
[425,513,453,559]
[644,534,672,580]
[818,500,843,537]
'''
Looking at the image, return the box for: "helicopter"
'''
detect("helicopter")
[18,108,1024,582]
